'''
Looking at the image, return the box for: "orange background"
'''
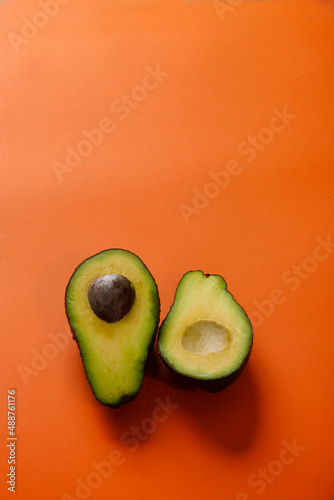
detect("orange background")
[1,0,334,499]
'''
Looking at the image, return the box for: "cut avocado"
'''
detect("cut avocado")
[157,271,252,392]
[65,249,160,407]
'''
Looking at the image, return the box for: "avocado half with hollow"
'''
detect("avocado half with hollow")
[157,271,252,392]
[65,249,160,407]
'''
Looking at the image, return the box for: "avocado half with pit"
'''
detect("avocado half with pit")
[65,249,160,407]
[157,271,252,392]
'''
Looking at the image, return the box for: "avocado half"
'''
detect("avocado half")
[157,271,252,392]
[65,249,160,407]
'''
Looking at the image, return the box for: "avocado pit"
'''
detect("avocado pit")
[88,274,135,323]
[181,320,231,354]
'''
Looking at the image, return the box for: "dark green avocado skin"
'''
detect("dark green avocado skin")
[159,343,252,394]
[67,320,160,408]
[192,343,252,393]
[65,248,160,409]
[157,270,253,393]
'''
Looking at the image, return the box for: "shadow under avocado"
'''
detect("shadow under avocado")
[150,347,260,452]
[101,347,260,453]
[177,364,259,452]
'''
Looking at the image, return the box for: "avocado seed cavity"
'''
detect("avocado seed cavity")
[181,320,231,354]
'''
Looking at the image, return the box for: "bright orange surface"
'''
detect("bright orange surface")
[1,0,334,499]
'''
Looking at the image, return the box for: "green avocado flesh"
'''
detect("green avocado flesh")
[157,271,252,391]
[65,249,160,407]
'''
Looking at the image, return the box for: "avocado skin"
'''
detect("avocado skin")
[65,248,160,408]
[67,321,160,408]
[191,343,252,393]
[157,270,253,393]
[158,344,252,393]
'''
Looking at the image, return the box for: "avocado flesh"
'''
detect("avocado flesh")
[65,249,160,407]
[158,271,252,391]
